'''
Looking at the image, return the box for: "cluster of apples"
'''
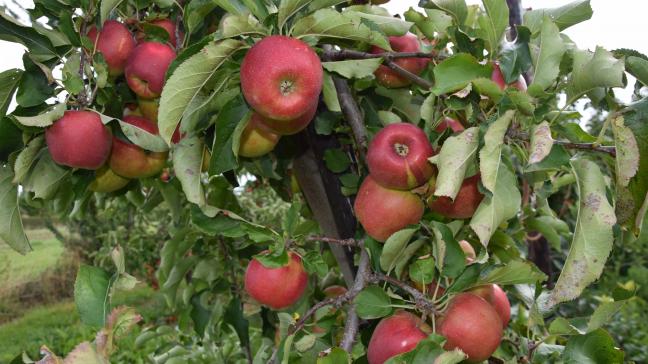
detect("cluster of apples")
[371,33,430,88]
[45,18,180,192]
[237,35,323,158]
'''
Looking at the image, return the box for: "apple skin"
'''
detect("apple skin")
[428,174,484,219]
[435,118,465,133]
[46,111,112,170]
[109,115,168,178]
[470,284,511,328]
[125,42,176,99]
[89,165,130,193]
[258,102,318,135]
[439,293,503,363]
[87,20,135,76]
[367,310,431,364]
[244,251,308,310]
[371,34,426,88]
[138,97,159,122]
[354,175,424,242]
[491,63,527,91]
[241,35,323,121]
[239,113,281,158]
[367,122,435,190]
[137,18,183,47]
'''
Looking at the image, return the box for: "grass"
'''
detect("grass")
[0,228,64,290]
[0,285,163,362]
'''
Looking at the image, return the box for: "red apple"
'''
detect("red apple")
[238,113,281,158]
[258,102,317,135]
[435,118,465,133]
[46,110,112,170]
[367,310,431,364]
[137,18,183,47]
[366,123,435,190]
[428,174,484,219]
[125,42,176,99]
[241,35,323,121]
[88,165,130,193]
[439,293,503,362]
[470,284,511,328]
[109,115,168,178]
[354,175,424,242]
[87,20,135,76]
[371,34,427,88]
[491,63,527,91]
[244,251,308,309]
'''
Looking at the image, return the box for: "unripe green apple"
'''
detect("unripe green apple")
[89,165,130,193]
[238,113,281,158]
[244,251,308,309]
[138,97,159,123]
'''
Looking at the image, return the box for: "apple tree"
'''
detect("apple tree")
[0,0,646,362]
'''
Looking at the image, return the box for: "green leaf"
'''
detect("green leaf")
[344,11,413,36]
[527,17,566,96]
[118,119,169,152]
[282,201,301,237]
[529,121,554,164]
[184,0,218,35]
[12,103,65,127]
[22,151,71,200]
[219,13,267,38]
[566,47,625,101]
[158,39,244,144]
[0,165,30,254]
[393,239,425,279]
[562,329,624,364]
[478,260,547,286]
[0,117,22,162]
[278,0,311,30]
[499,26,533,84]
[419,0,468,26]
[477,0,508,58]
[526,216,563,250]
[405,9,453,39]
[611,116,639,188]
[74,264,111,327]
[354,285,392,319]
[322,72,341,112]
[479,110,515,192]
[322,58,383,79]
[409,257,435,285]
[224,297,250,347]
[380,228,418,272]
[323,148,350,173]
[587,300,627,333]
[0,13,59,61]
[173,137,207,206]
[431,54,492,95]
[469,163,521,246]
[523,0,593,34]
[317,347,351,364]
[429,127,479,199]
[472,77,503,101]
[13,135,44,184]
[625,99,648,222]
[291,8,390,50]
[429,221,465,278]
[100,0,124,24]
[209,96,250,175]
[386,335,466,364]
[546,158,616,308]
[0,68,22,116]
[302,251,328,278]
[625,55,648,86]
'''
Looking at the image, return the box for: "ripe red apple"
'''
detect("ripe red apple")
[428,174,484,219]
[366,123,435,190]
[125,42,176,99]
[239,113,281,158]
[88,165,130,193]
[435,118,465,133]
[257,102,317,135]
[371,34,427,88]
[354,175,424,242]
[240,35,323,121]
[109,115,168,178]
[491,63,527,91]
[439,293,503,362]
[138,97,159,122]
[244,251,308,309]
[367,310,431,364]
[137,18,183,46]
[470,284,511,328]
[87,20,135,76]
[46,110,112,170]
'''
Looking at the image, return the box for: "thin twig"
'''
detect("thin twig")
[77,19,89,109]
[305,236,360,247]
[383,59,433,89]
[369,272,437,316]
[323,49,435,61]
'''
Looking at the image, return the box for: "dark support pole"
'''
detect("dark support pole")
[506,0,522,39]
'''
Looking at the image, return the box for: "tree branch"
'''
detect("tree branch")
[383,59,433,89]
[368,272,438,316]
[323,49,435,61]
[340,247,371,351]
[305,236,360,247]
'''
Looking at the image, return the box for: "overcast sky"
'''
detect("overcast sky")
[1,0,645,102]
